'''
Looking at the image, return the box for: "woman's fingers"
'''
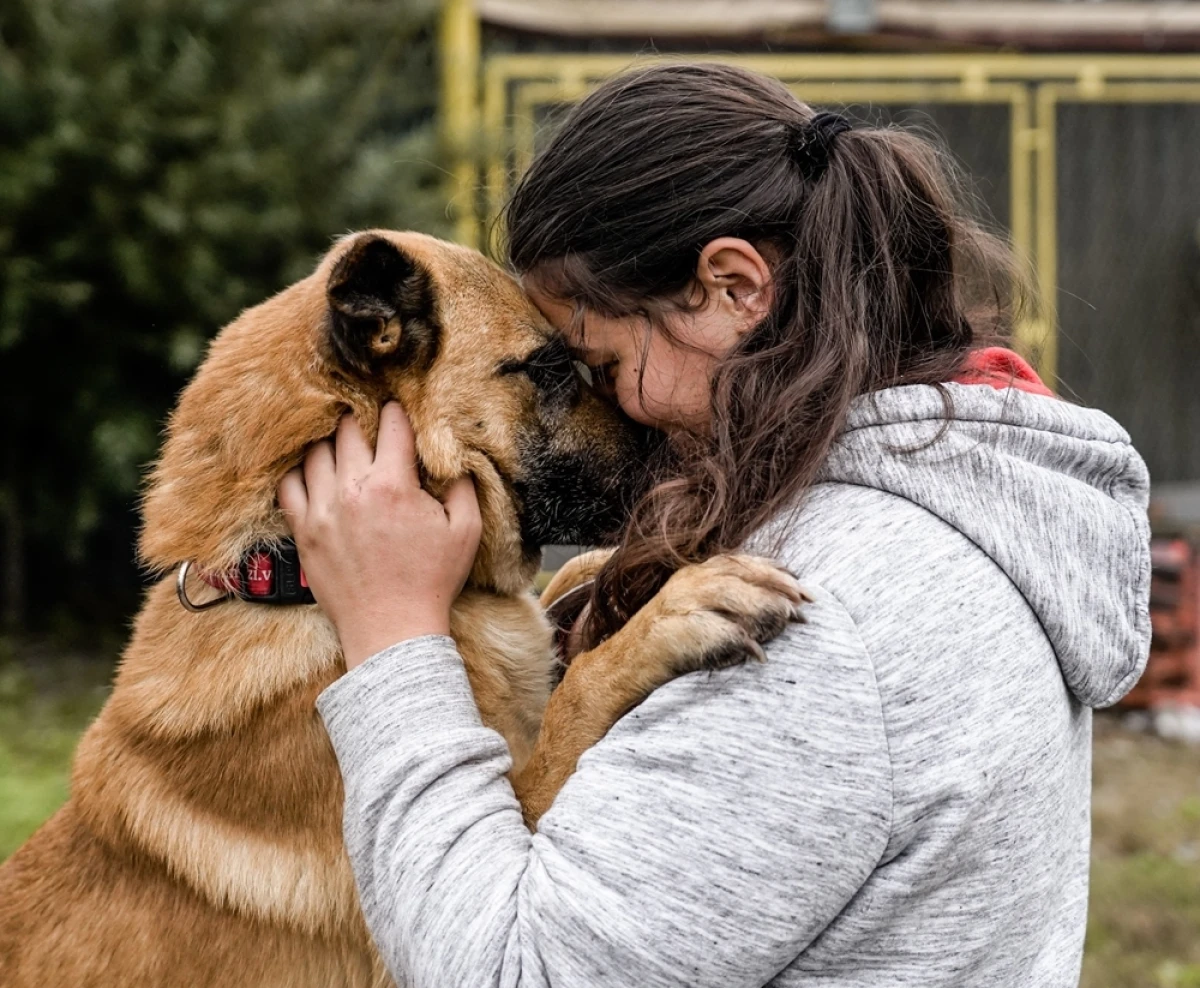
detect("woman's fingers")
[274,406,481,666]
[373,401,422,489]
[277,467,308,530]
[442,474,482,592]
[443,474,481,532]
[302,438,336,496]
[335,412,374,477]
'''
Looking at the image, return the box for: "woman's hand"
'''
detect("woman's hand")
[278,402,481,670]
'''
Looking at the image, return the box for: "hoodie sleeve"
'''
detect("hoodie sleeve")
[316,586,892,988]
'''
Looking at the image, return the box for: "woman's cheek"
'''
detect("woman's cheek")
[625,380,695,432]
[615,383,657,428]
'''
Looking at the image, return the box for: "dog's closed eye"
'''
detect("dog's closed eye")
[498,338,581,407]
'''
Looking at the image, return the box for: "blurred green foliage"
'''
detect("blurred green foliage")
[0,0,449,632]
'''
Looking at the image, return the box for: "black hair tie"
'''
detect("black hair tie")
[785,111,853,182]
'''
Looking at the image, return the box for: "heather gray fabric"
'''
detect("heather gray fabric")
[317,382,1151,988]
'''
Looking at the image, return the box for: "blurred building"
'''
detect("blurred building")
[441,0,1200,505]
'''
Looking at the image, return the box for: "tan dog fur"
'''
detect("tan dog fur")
[0,231,804,987]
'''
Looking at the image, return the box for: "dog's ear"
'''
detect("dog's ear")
[325,235,440,376]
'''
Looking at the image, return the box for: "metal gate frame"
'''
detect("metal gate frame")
[439,8,1200,384]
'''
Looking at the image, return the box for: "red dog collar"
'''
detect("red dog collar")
[177,539,315,612]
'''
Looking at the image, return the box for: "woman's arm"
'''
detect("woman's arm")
[282,405,892,985]
[317,585,892,988]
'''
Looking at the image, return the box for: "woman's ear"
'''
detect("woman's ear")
[695,238,773,334]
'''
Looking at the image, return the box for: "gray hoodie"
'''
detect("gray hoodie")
[317,382,1151,988]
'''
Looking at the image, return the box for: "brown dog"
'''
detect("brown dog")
[0,231,804,987]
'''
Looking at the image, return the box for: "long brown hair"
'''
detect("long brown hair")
[503,62,1026,646]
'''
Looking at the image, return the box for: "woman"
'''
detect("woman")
[279,63,1150,986]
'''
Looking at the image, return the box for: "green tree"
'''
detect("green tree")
[0,0,448,633]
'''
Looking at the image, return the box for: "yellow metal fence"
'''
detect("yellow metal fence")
[443,47,1200,385]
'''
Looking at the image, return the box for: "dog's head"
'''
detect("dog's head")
[141,231,658,594]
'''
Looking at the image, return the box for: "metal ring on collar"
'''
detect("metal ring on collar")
[176,560,234,612]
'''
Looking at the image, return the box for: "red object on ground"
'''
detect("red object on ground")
[1120,538,1200,710]
[953,347,1056,397]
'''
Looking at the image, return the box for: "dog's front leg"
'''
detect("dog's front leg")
[512,555,808,829]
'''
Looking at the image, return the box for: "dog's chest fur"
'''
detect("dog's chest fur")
[0,581,552,987]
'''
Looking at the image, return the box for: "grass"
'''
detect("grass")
[0,641,1197,985]
[0,644,111,858]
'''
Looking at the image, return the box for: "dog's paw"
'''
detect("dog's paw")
[637,555,811,674]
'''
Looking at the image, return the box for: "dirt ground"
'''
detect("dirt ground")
[1,644,1197,985]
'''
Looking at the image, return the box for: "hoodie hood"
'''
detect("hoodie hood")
[819,383,1151,708]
